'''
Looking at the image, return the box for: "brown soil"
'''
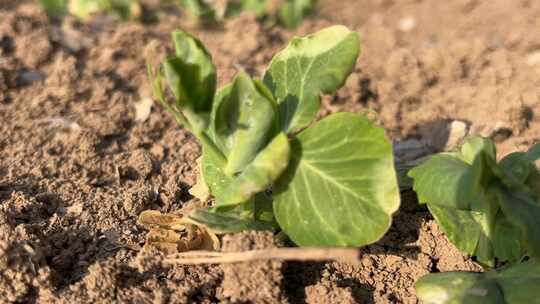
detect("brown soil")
[1,0,538,303]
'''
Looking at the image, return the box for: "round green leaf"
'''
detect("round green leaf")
[263,25,360,134]
[273,112,400,246]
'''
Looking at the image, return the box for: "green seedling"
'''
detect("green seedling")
[415,259,540,304]
[147,25,400,247]
[409,137,540,267]
[39,0,141,20]
[179,0,316,28]
[278,0,315,28]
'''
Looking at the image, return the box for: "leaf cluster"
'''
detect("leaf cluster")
[409,137,540,267]
[409,137,540,303]
[148,25,400,247]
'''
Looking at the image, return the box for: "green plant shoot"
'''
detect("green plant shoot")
[409,137,540,267]
[148,25,400,247]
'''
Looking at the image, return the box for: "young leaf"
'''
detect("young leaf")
[415,260,540,304]
[180,0,217,22]
[164,30,217,118]
[217,132,290,206]
[415,272,504,304]
[278,0,315,29]
[68,0,102,19]
[215,73,278,176]
[495,187,540,259]
[273,112,400,246]
[187,207,275,234]
[40,0,68,16]
[263,25,360,134]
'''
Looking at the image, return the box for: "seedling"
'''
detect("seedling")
[179,0,316,28]
[146,25,400,247]
[39,0,141,20]
[409,137,540,267]
[415,259,540,304]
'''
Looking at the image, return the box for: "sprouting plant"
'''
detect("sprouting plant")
[146,25,400,247]
[39,0,141,21]
[409,138,540,303]
[278,0,316,29]
[179,0,316,29]
[415,259,540,304]
[409,137,540,267]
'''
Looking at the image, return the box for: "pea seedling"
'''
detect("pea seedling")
[409,137,540,302]
[146,25,400,247]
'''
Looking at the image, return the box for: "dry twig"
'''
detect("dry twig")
[163,247,362,265]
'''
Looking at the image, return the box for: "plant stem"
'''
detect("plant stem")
[163,247,362,265]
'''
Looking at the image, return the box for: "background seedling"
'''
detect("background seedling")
[40,0,141,20]
[409,138,540,303]
[146,25,400,247]
[415,259,540,304]
[409,137,540,267]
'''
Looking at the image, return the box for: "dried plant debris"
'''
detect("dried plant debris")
[138,210,220,254]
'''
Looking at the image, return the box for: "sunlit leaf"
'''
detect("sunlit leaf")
[273,112,400,246]
[214,73,278,175]
[263,25,360,133]
[416,260,540,304]
[217,133,290,206]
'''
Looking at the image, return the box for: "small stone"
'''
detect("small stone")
[420,120,469,151]
[134,97,153,122]
[398,16,417,32]
[526,50,540,66]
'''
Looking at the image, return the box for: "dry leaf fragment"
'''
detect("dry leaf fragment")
[189,157,211,202]
[138,210,220,254]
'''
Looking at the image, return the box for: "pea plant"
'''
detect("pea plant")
[147,25,400,247]
[415,259,539,304]
[180,0,316,29]
[40,0,141,20]
[409,137,540,302]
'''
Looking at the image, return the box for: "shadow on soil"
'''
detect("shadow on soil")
[282,189,427,303]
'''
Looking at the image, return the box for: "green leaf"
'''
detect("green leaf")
[279,0,315,29]
[409,154,476,210]
[263,25,360,134]
[273,112,400,246]
[217,133,290,206]
[415,272,504,304]
[496,260,540,303]
[163,30,217,117]
[460,136,496,164]
[187,207,275,234]
[40,0,68,16]
[180,0,216,22]
[240,0,267,16]
[415,260,540,304]
[68,0,103,19]
[215,72,278,176]
[495,187,540,260]
[428,205,482,255]
[201,141,232,202]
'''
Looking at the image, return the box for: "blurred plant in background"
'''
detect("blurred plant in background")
[39,0,315,28]
[40,0,142,20]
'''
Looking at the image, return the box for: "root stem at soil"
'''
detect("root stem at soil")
[163,247,362,265]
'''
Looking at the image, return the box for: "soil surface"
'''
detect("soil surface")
[1,0,539,303]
